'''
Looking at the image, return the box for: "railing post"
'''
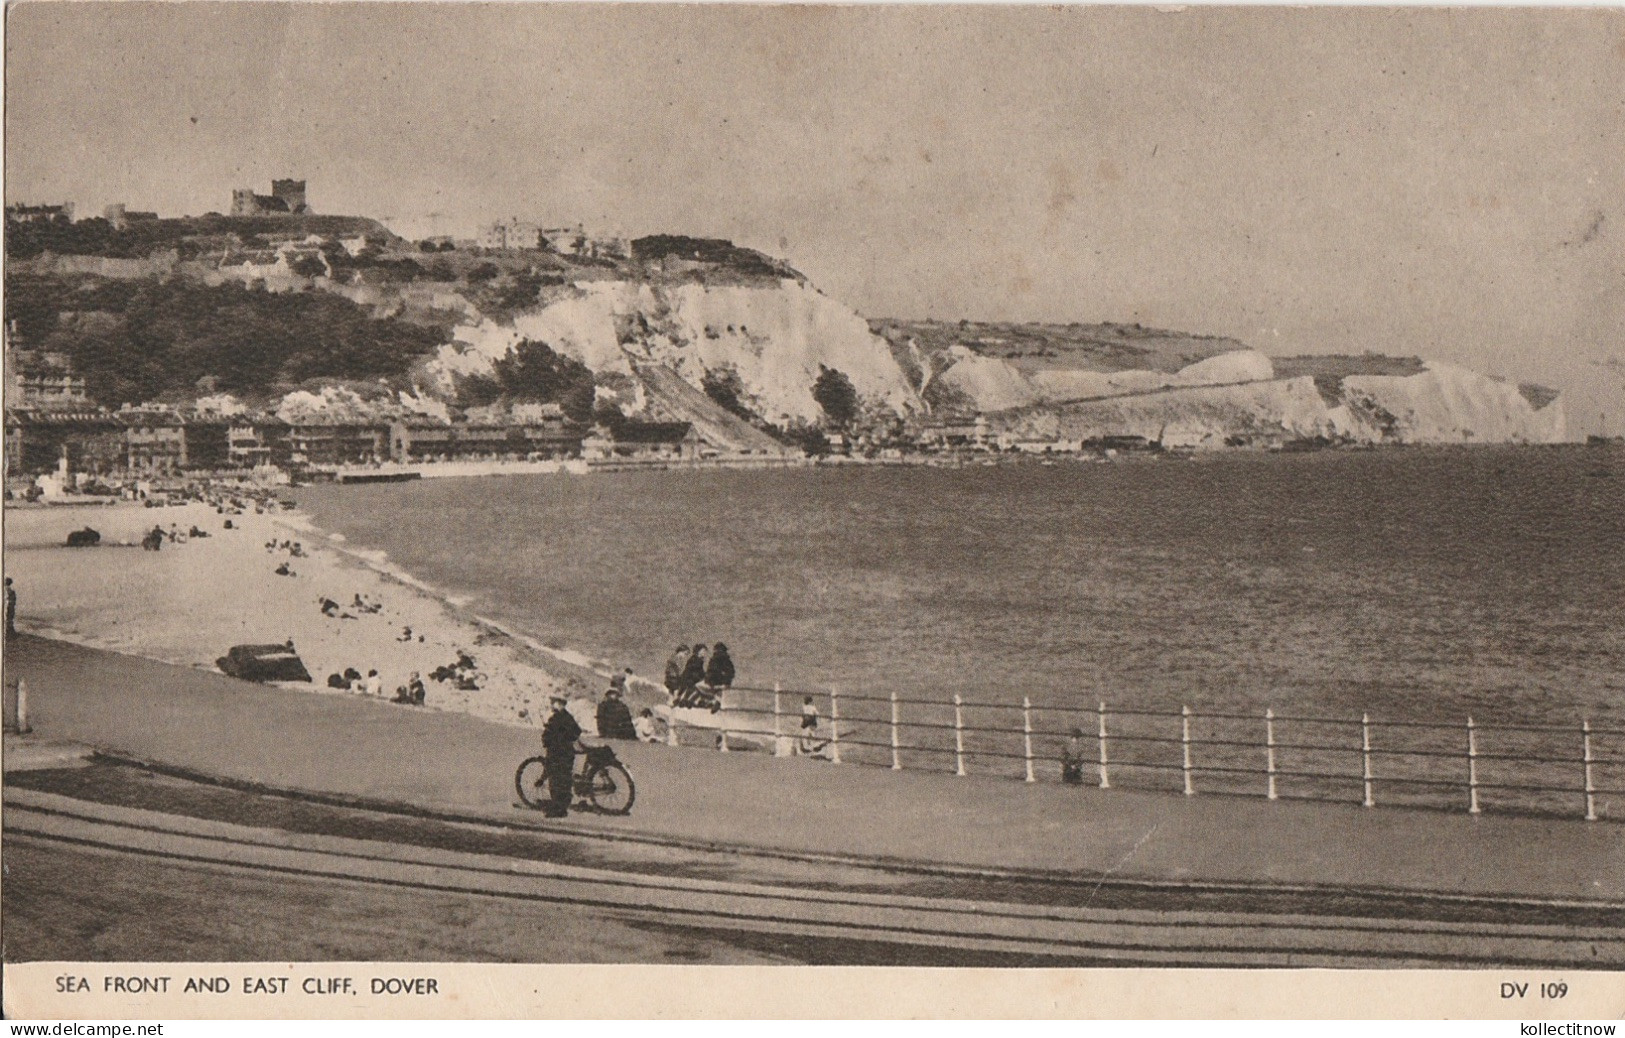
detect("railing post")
[890,690,902,771]
[773,682,786,758]
[953,694,966,777]
[16,678,29,735]
[1583,720,1597,822]
[1181,704,1194,796]
[1022,697,1035,783]
[829,687,842,764]
[1265,708,1277,801]
[666,704,679,747]
[1467,716,1481,815]
[1097,701,1111,789]
[1362,713,1375,808]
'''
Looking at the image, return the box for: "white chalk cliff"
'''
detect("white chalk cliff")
[431,279,919,426]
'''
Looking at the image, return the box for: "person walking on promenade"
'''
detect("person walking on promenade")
[5,578,16,638]
[797,695,828,757]
[704,643,735,690]
[1062,727,1087,785]
[541,694,583,817]
[664,646,689,700]
[596,686,636,740]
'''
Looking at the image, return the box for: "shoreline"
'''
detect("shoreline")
[2,495,681,736]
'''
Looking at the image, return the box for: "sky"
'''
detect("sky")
[6,3,1623,433]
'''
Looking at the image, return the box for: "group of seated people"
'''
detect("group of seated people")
[663,642,735,710]
[324,666,427,705]
[320,593,383,620]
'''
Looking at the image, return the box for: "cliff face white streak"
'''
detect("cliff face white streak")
[436,279,920,424]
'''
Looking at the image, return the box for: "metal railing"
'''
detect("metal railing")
[664,684,1624,822]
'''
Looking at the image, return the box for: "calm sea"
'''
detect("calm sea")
[297,445,1625,729]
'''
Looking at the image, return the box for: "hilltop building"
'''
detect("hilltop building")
[231,179,310,217]
[103,204,160,230]
[479,219,542,251]
[5,202,74,225]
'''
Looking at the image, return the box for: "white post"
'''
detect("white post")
[890,690,902,771]
[1022,697,1035,783]
[1362,713,1375,808]
[16,678,29,735]
[773,682,786,757]
[1182,705,1194,796]
[666,704,679,747]
[953,694,966,777]
[1265,708,1277,801]
[1097,701,1111,789]
[829,687,842,764]
[1583,720,1597,822]
[1467,716,1481,815]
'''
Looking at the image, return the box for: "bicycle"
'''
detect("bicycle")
[515,743,636,815]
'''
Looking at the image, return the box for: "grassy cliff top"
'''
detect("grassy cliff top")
[870,318,1246,375]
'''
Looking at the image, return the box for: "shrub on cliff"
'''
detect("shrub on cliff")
[491,338,596,423]
[812,365,860,428]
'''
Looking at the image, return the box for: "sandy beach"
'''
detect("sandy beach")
[2,496,646,732]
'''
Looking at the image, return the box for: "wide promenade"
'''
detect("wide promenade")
[6,635,1620,906]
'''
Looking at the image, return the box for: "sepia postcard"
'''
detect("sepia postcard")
[2,1,1623,1021]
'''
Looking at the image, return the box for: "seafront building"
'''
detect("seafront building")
[4,403,606,484]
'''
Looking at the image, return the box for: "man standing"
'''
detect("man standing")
[541,694,582,818]
[5,578,16,638]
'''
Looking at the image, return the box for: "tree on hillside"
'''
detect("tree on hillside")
[702,366,753,419]
[289,255,327,279]
[812,365,859,428]
[6,272,447,407]
[492,338,596,423]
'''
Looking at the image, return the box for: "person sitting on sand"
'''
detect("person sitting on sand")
[274,562,294,576]
[365,669,382,698]
[394,672,427,706]
[705,643,735,690]
[596,686,637,740]
[633,708,662,744]
[398,626,414,642]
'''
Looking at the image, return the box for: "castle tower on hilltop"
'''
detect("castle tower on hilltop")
[231,179,311,217]
[271,179,307,213]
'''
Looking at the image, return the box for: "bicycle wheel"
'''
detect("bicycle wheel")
[585,762,635,815]
[514,755,551,809]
